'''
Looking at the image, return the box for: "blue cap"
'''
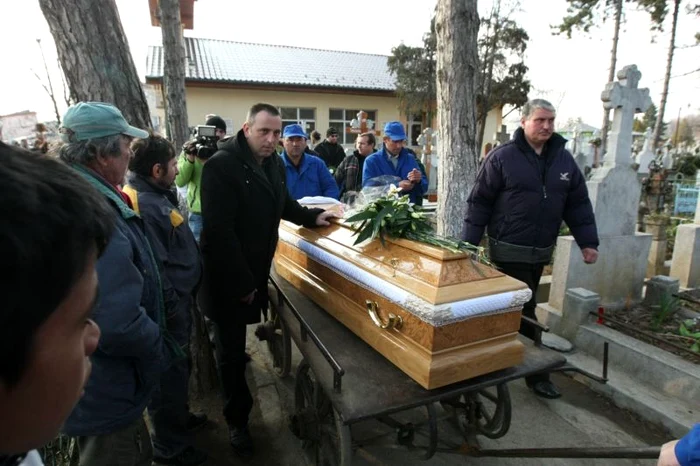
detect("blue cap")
[384,121,407,141]
[60,102,149,142]
[283,124,307,139]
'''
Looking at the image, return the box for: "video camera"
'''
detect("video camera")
[183,125,219,159]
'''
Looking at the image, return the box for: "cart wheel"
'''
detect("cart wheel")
[292,360,352,466]
[259,284,291,377]
[453,383,512,440]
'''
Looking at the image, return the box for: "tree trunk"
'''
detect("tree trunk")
[599,0,622,161]
[38,0,151,130]
[476,0,502,158]
[435,0,480,239]
[159,0,190,148]
[652,0,680,150]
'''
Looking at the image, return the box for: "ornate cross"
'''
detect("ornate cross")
[600,65,652,167]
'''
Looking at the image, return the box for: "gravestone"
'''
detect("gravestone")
[670,191,700,288]
[417,128,438,193]
[635,128,655,175]
[575,152,587,174]
[662,147,674,170]
[546,65,653,311]
[495,124,510,145]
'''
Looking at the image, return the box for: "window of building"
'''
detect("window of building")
[328,109,378,145]
[407,113,424,146]
[279,107,316,135]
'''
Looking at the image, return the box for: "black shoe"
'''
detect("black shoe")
[229,426,254,458]
[153,446,208,466]
[529,380,562,399]
[186,412,209,432]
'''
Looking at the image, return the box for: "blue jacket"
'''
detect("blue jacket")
[677,424,700,466]
[362,146,428,204]
[464,127,599,252]
[280,151,339,200]
[63,166,174,437]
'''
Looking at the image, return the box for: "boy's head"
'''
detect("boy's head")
[0,142,114,454]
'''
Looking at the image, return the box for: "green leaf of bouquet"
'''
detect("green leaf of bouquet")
[346,210,380,223]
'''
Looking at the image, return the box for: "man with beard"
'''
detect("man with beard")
[124,134,207,466]
[313,127,346,172]
[334,131,376,203]
[463,99,599,400]
[199,103,336,458]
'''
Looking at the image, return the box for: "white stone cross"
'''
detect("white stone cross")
[600,64,652,167]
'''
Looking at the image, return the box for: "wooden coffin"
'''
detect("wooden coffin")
[274,219,531,390]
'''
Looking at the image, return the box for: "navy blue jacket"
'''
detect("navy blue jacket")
[280,151,339,200]
[64,166,172,437]
[464,127,598,251]
[362,146,428,204]
[124,174,202,308]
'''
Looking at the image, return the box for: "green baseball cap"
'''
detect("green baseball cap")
[60,102,149,142]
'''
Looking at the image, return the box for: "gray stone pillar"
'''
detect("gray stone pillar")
[643,276,680,307]
[560,288,600,341]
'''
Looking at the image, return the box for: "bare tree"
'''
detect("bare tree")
[158,0,190,148]
[38,0,151,129]
[435,0,480,238]
[652,0,681,149]
[34,39,62,124]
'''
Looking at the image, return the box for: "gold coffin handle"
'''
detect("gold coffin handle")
[365,300,403,330]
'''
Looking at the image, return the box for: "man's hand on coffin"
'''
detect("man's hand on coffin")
[582,248,598,264]
[241,289,257,304]
[315,210,340,226]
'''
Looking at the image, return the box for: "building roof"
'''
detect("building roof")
[146,37,396,92]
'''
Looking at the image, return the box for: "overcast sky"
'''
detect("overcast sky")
[1,0,698,129]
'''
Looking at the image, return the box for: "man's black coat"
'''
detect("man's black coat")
[199,130,322,324]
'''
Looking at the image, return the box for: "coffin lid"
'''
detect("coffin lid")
[279,219,527,305]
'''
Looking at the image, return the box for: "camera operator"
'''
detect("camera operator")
[176,115,227,242]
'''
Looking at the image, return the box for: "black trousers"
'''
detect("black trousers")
[211,316,253,429]
[493,261,550,384]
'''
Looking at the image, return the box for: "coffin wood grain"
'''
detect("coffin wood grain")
[274,255,525,389]
[276,241,522,351]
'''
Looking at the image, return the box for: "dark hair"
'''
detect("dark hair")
[205,115,227,132]
[129,133,176,178]
[246,103,280,125]
[358,132,376,147]
[0,142,115,388]
[311,130,321,142]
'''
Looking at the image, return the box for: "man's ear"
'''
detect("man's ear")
[242,122,251,137]
[151,163,163,179]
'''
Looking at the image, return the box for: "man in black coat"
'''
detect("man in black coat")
[313,127,346,172]
[464,99,599,400]
[199,103,336,458]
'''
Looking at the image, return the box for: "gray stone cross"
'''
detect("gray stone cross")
[600,64,652,167]
[495,124,510,145]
